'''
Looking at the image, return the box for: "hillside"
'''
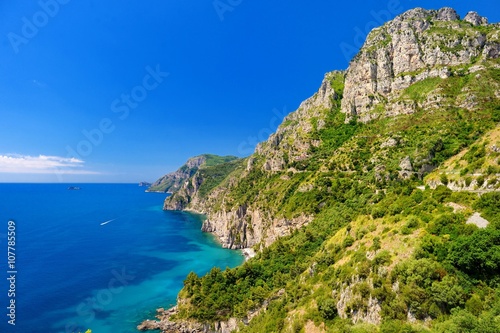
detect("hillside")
[147,154,240,193]
[142,7,500,333]
[159,8,500,252]
[425,125,500,192]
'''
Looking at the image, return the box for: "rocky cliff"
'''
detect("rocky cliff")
[145,7,500,333]
[341,7,499,122]
[255,71,342,172]
[161,7,499,251]
[163,71,344,249]
[148,155,239,193]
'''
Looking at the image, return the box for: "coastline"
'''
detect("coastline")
[137,306,205,332]
[137,209,253,332]
[137,248,256,332]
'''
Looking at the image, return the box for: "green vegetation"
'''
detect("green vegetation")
[401,77,442,102]
[160,28,500,331]
[148,154,239,192]
[178,184,500,332]
[202,154,240,167]
[197,159,244,197]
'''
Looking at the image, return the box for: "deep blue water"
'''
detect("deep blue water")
[0,184,243,333]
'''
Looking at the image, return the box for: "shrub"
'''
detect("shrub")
[402,216,420,235]
[476,175,485,187]
[431,275,466,311]
[318,298,337,320]
[447,228,500,281]
[465,176,473,187]
[343,235,355,248]
[465,294,483,316]
[433,185,452,203]
[428,213,464,237]
[371,237,382,251]
[372,206,387,219]
[380,320,420,333]
[440,173,449,185]
[373,250,392,267]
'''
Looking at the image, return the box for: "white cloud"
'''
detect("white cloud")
[0,154,100,175]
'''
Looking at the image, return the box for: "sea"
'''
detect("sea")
[0,183,244,333]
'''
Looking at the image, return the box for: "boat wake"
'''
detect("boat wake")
[100,219,116,226]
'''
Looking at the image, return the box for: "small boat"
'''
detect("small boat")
[67,186,81,190]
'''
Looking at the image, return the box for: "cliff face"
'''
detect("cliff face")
[145,7,500,332]
[163,157,243,212]
[148,155,239,193]
[148,155,208,193]
[254,71,342,172]
[160,7,500,251]
[341,7,499,122]
[163,72,343,249]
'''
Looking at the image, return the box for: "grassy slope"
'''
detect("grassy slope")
[425,125,500,190]
[148,154,239,192]
[171,57,500,332]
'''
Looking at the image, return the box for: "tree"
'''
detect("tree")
[318,298,337,320]
[431,275,465,311]
[447,228,500,281]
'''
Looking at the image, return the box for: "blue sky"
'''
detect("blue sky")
[0,0,498,183]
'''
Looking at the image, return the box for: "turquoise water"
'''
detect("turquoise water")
[0,184,243,333]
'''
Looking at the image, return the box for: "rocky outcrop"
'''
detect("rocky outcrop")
[335,277,382,325]
[148,155,209,193]
[161,7,499,251]
[399,156,414,179]
[140,291,286,333]
[163,172,204,210]
[162,73,341,249]
[138,307,238,333]
[256,71,342,172]
[138,307,202,332]
[341,7,499,122]
[201,208,311,249]
[466,212,490,228]
[464,11,488,26]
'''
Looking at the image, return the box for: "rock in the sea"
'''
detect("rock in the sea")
[137,320,159,331]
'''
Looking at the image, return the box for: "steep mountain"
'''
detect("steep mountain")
[147,154,239,193]
[163,157,244,211]
[164,71,345,249]
[143,7,500,333]
[341,7,500,122]
[162,7,500,251]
